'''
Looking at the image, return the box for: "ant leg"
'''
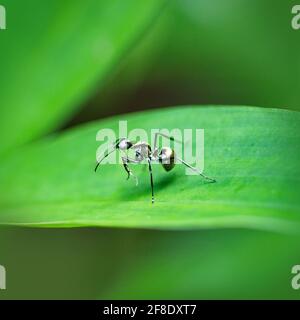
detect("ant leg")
[121,156,139,186]
[153,132,181,157]
[177,157,216,183]
[147,158,155,204]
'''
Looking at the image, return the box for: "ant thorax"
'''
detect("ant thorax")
[131,141,152,161]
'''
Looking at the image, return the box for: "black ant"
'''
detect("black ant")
[95,133,216,203]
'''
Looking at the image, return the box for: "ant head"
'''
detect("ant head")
[115,138,133,150]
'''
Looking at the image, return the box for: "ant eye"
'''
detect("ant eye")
[126,141,133,149]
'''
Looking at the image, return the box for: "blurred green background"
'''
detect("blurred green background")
[0,0,300,299]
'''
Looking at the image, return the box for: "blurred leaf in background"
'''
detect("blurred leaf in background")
[71,0,300,125]
[0,0,163,154]
[0,227,299,299]
[104,229,300,299]
[0,227,139,299]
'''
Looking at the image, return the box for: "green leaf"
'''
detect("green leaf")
[0,0,163,154]
[0,106,299,233]
[112,0,300,112]
[100,229,300,299]
[1,227,299,299]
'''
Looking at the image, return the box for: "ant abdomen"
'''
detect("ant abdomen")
[159,147,176,172]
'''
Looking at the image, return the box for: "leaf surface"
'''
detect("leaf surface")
[0,106,299,233]
[0,0,162,153]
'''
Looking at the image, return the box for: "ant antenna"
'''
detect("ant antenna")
[95,142,119,172]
